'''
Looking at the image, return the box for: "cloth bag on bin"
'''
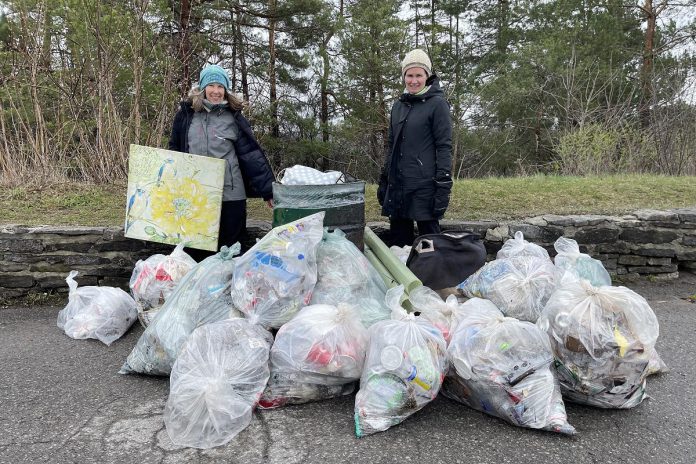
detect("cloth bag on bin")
[496,231,551,261]
[354,285,447,437]
[406,232,486,291]
[120,245,242,376]
[57,270,137,345]
[129,243,197,327]
[279,165,344,185]
[537,278,660,408]
[443,299,575,435]
[259,303,368,408]
[231,212,324,329]
[164,318,273,449]
[553,237,611,287]
[310,229,390,328]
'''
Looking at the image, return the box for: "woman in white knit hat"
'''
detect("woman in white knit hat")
[377,49,453,246]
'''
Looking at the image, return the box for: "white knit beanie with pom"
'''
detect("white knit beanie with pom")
[401,49,432,78]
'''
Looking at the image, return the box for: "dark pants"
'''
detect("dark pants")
[389,217,441,247]
[186,200,247,262]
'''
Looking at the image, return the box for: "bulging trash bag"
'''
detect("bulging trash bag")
[129,243,197,327]
[449,297,503,336]
[259,303,368,408]
[407,285,459,343]
[120,245,242,376]
[457,256,556,322]
[232,212,324,329]
[310,229,389,327]
[496,231,551,261]
[553,237,611,287]
[57,270,137,345]
[537,278,660,408]
[354,286,447,437]
[443,301,575,435]
[164,319,273,449]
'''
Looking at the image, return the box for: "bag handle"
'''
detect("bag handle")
[414,238,435,254]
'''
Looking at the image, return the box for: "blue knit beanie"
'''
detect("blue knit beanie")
[199,65,230,92]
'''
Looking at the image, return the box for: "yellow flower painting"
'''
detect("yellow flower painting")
[125,144,225,251]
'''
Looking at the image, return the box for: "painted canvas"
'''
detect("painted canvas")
[125,144,225,251]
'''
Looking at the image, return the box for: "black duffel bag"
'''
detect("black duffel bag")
[406,232,487,290]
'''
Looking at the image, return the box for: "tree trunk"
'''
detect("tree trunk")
[268,0,280,138]
[177,0,192,98]
[640,0,656,128]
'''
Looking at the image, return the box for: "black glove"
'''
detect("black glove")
[433,174,452,218]
[377,171,388,206]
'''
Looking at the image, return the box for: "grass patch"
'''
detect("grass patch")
[1,174,695,226]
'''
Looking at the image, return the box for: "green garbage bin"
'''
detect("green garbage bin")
[272,181,366,249]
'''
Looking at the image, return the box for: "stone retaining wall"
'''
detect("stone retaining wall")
[2,207,695,300]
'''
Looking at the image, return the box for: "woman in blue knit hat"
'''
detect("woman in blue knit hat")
[169,64,274,261]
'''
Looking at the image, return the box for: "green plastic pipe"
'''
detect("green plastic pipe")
[363,227,422,294]
[364,244,413,312]
[364,245,399,289]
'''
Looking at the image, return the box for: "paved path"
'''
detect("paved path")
[1,273,695,464]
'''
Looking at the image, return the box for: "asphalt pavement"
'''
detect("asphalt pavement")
[1,273,695,464]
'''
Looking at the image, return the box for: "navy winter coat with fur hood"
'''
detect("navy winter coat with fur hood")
[378,75,452,220]
[169,101,274,201]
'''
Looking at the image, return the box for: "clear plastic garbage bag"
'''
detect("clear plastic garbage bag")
[407,285,459,343]
[259,303,368,408]
[57,270,137,345]
[443,301,575,435]
[449,297,503,336]
[232,212,324,329]
[120,245,242,376]
[457,256,556,322]
[496,231,551,261]
[310,229,389,328]
[129,243,197,327]
[354,286,447,437]
[553,237,611,287]
[537,278,660,408]
[164,319,273,449]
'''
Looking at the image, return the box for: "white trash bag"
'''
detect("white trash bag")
[496,231,551,261]
[259,303,368,408]
[553,237,611,287]
[164,319,273,449]
[538,278,660,408]
[444,301,575,435]
[354,286,446,437]
[310,229,390,327]
[120,245,242,376]
[129,243,197,327]
[232,212,324,329]
[279,164,344,185]
[57,270,137,345]
[457,255,556,322]
[407,285,459,343]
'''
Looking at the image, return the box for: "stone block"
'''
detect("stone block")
[537,215,573,226]
[43,242,95,253]
[99,276,130,290]
[600,258,618,270]
[574,227,620,244]
[485,225,509,242]
[673,208,696,224]
[633,209,680,223]
[571,215,612,226]
[682,234,696,246]
[676,250,696,260]
[619,228,678,244]
[0,238,44,253]
[0,274,35,287]
[513,224,564,243]
[647,257,673,266]
[628,265,679,274]
[618,255,646,266]
[633,247,676,257]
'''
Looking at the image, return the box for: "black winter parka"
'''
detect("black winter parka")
[169,101,274,201]
[378,76,452,220]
